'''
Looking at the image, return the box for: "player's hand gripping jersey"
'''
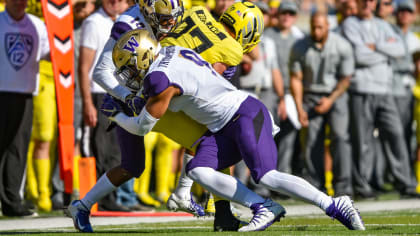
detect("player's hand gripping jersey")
[160,6,243,66]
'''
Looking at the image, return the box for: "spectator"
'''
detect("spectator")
[342,0,418,198]
[0,0,49,217]
[376,0,394,20]
[336,0,358,26]
[72,0,96,199]
[24,0,57,213]
[290,12,354,195]
[265,0,304,177]
[391,0,420,189]
[413,50,420,192]
[78,0,130,211]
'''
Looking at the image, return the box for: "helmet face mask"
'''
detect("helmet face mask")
[138,0,156,27]
[112,29,159,91]
[115,64,143,91]
[220,1,264,53]
[151,0,184,34]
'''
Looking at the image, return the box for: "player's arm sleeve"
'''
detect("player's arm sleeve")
[93,38,132,101]
[341,18,387,66]
[114,107,158,136]
[142,71,184,97]
[222,41,243,66]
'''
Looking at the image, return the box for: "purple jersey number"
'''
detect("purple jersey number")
[179,49,216,76]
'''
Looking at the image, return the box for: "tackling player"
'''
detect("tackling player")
[104,29,365,232]
[67,0,264,233]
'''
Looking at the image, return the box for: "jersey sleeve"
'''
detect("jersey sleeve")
[110,21,134,41]
[143,71,185,98]
[206,36,243,66]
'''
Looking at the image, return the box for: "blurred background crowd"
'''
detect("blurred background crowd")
[0,0,419,217]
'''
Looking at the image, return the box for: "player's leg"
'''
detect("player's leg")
[167,151,205,217]
[136,132,160,207]
[229,96,364,230]
[186,133,285,232]
[68,125,145,233]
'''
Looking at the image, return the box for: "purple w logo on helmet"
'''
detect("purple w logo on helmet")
[123,36,139,52]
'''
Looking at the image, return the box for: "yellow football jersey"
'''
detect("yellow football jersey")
[153,7,244,151]
[160,6,243,66]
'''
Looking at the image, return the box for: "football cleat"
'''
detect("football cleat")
[166,193,206,217]
[67,200,93,233]
[326,196,365,230]
[238,199,286,232]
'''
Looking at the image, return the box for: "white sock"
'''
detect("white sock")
[188,167,265,207]
[173,153,194,199]
[81,174,117,210]
[259,170,333,211]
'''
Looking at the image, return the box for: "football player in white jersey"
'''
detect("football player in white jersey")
[68,0,264,233]
[102,29,366,232]
[68,0,266,233]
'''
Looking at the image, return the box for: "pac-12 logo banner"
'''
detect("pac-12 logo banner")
[5,33,34,71]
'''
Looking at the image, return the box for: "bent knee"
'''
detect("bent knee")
[187,167,214,182]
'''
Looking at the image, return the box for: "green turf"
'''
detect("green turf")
[1,209,420,235]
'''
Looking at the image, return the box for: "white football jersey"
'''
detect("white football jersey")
[0,11,49,95]
[143,46,248,132]
[93,5,156,101]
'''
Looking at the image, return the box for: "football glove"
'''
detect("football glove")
[222,66,237,80]
[101,94,122,120]
[125,93,147,116]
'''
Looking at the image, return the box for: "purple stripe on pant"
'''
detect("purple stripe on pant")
[186,96,277,183]
[116,125,145,177]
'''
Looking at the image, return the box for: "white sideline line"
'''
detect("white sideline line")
[1,199,419,231]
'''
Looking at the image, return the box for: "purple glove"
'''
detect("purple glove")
[101,94,122,119]
[222,66,237,79]
[125,94,147,116]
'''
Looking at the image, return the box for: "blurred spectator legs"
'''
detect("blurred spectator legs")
[0,92,33,216]
[350,93,417,198]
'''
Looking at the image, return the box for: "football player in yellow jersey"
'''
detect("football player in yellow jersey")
[150,1,263,149]
[160,5,243,74]
[141,0,264,231]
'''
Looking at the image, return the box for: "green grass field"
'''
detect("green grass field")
[1,209,420,235]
